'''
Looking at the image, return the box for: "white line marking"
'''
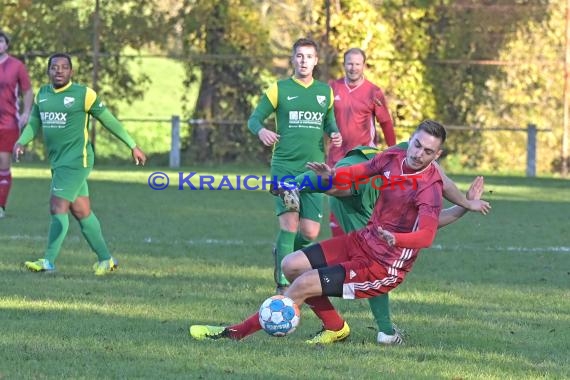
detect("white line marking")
[2,235,569,253]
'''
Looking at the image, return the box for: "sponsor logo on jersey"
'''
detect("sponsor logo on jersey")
[316,95,327,107]
[288,111,324,122]
[40,112,67,122]
[349,270,357,279]
[39,98,48,103]
[383,171,391,179]
[287,96,298,100]
[63,96,75,108]
[334,95,341,101]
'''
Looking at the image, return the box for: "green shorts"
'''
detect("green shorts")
[272,167,324,222]
[274,191,323,222]
[50,166,91,202]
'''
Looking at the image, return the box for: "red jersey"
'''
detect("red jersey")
[0,56,31,130]
[335,147,442,281]
[327,78,395,166]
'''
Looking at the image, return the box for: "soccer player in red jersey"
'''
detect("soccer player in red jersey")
[327,48,396,236]
[190,120,456,344]
[328,48,395,166]
[0,30,33,218]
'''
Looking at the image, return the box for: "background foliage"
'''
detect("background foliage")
[0,0,566,174]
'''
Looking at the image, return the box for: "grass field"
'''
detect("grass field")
[1,165,569,379]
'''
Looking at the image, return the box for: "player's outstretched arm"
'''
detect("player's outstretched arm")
[439,176,487,228]
[306,162,334,177]
[439,165,491,215]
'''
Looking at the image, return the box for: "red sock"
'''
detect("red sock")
[0,170,12,209]
[226,312,262,340]
[305,296,345,331]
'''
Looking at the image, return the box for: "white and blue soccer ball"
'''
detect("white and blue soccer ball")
[258,295,300,337]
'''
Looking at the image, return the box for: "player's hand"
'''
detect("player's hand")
[258,128,280,146]
[464,199,491,215]
[132,146,147,166]
[13,144,25,162]
[305,162,334,177]
[376,226,395,247]
[330,132,342,147]
[465,176,491,215]
[466,176,484,200]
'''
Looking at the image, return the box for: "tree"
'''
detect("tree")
[1,0,169,158]
[173,0,273,162]
[1,0,167,110]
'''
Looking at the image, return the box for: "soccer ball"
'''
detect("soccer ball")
[258,295,300,337]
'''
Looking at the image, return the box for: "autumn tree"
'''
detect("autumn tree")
[173,0,273,162]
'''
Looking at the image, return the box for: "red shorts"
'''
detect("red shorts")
[0,128,20,153]
[319,231,402,299]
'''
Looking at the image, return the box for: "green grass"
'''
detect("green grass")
[1,166,569,379]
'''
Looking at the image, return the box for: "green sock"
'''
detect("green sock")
[274,230,296,286]
[294,232,313,250]
[79,212,111,261]
[44,213,70,264]
[368,293,394,334]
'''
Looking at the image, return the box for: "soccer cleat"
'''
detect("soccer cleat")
[93,257,118,276]
[270,184,300,212]
[189,325,231,340]
[24,258,55,272]
[377,325,405,345]
[306,321,350,344]
[0,207,5,218]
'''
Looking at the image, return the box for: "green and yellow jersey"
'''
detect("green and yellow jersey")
[248,77,338,177]
[18,82,136,169]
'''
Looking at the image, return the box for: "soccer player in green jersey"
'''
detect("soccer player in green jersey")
[247,38,342,293]
[277,144,489,344]
[13,53,146,275]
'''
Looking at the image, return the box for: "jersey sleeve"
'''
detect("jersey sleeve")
[17,62,32,92]
[247,83,278,135]
[373,89,396,146]
[392,214,438,248]
[84,87,106,116]
[83,87,136,149]
[323,87,339,136]
[16,101,41,144]
[95,109,136,149]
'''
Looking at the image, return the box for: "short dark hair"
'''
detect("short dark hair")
[415,119,447,145]
[292,38,319,56]
[343,48,366,63]
[0,30,10,45]
[47,53,73,70]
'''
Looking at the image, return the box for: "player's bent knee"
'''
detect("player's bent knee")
[290,270,323,298]
[282,251,308,282]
